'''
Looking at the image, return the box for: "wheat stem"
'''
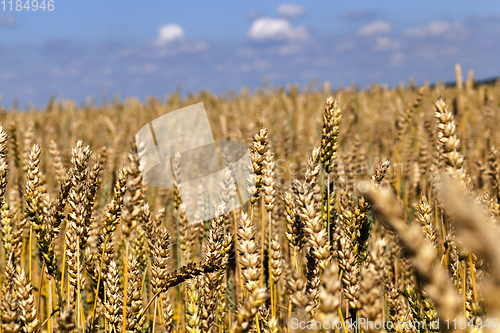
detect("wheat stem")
[29,226,32,280]
[122,243,129,333]
[90,233,110,329]
[153,298,158,333]
[468,252,477,302]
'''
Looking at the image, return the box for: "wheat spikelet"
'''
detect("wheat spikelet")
[178,203,193,264]
[488,147,500,203]
[13,267,39,333]
[231,287,268,333]
[102,166,127,237]
[173,152,182,209]
[455,63,463,90]
[49,139,66,186]
[1,202,13,258]
[55,308,76,333]
[126,255,144,331]
[161,292,173,333]
[434,98,468,188]
[84,246,99,289]
[103,260,123,332]
[131,226,148,273]
[122,145,144,238]
[0,290,21,333]
[49,170,72,237]
[270,236,282,283]
[185,276,202,333]
[296,148,330,298]
[200,204,231,332]
[66,181,87,296]
[321,97,342,174]
[305,248,321,315]
[419,130,430,176]
[372,159,391,184]
[268,316,278,333]
[397,86,426,140]
[215,281,227,331]
[421,291,439,333]
[21,126,33,174]
[0,140,7,204]
[8,123,22,190]
[404,285,425,331]
[238,212,261,295]
[359,240,385,333]
[247,128,268,204]
[96,230,115,291]
[9,206,23,266]
[0,126,9,259]
[339,230,360,311]
[0,126,8,161]
[417,196,436,249]
[286,269,309,311]
[25,144,59,278]
[81,160,101,249]
[149,225,170,295]
[318,260,341,324]
[220,151,238,218]
[263,150,276,212]
[283,190,304,260]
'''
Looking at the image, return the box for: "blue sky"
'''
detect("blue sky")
[1,1,500,108]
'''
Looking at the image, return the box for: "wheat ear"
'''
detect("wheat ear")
[364,180,462,332]
[14,267,39,333]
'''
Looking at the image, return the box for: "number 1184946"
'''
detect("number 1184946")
[2,0,54,11]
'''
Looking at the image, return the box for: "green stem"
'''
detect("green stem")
[327,173,331,244]
[268,211,273,317]
[122,243,129,333]
[90,234,110,328]
[54,279,64,311]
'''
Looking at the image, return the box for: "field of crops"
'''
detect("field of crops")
[0,65,500,333]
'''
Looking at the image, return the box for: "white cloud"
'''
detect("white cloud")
[406,21,464,38]
[180,40,208,53]
[358,21,391,36]
[274,43,306,55]
[375,37,399,51]
[142,63,157,74]
[390,52,404,66]
[428,22,452,35]
[0,72,15,80]
[335,40,355,52]
[341,9,376,21]
[146,39,208,58]
[237,48,256,57]
[246,10,262,20]
[276,4,306,18]
[0,14,16,27]
[248,18,308,42]
[156,24,184,46]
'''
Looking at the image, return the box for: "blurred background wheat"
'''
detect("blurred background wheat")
[0,64,499,332]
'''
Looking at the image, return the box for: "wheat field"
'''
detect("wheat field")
[0,64,499,333]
